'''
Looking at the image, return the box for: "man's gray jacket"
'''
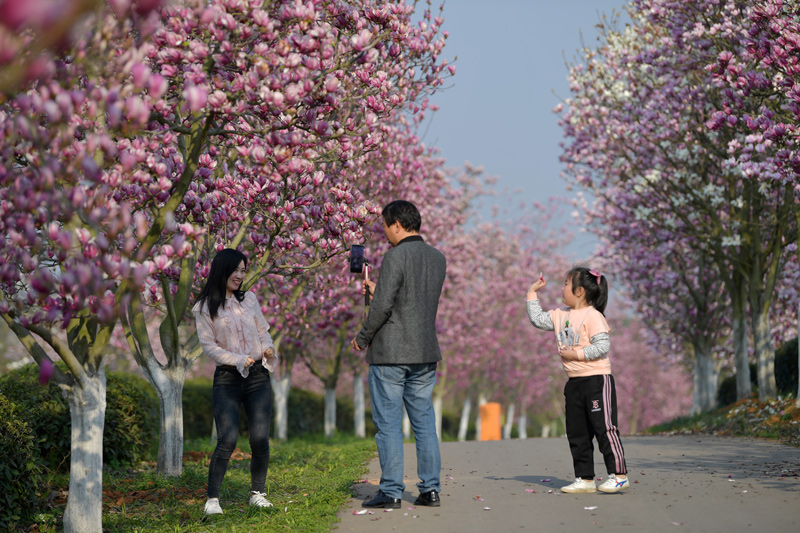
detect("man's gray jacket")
[355,236,446,365]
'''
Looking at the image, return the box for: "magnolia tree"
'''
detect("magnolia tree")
[608,310,693,433]
[1,0,453,528]
[112,0,455,477]
[251,120,476,439]
[434,205,569,440]
[559,0,797,402]
[0,7,170,531]
[585,193,733,413]
[708,0,800,402]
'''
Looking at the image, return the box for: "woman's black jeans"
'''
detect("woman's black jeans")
[208,365,273,498]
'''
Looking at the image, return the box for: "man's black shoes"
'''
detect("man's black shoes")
[362,491,401,509]
[414,490,440,507]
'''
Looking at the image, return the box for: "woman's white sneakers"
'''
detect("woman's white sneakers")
[250,491,274,508]
[204,498,223,515]
[205,492,273,515]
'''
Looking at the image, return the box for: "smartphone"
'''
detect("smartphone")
[349,245,364,273]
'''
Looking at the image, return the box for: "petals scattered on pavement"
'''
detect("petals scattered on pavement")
[353,509,368,515]
[525,489,536,493]
[483,507,491,511]
[584,506,598,510]
[541,478,551,482]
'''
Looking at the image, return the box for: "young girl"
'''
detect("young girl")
[193,248,279,514]
[526,266,628,494]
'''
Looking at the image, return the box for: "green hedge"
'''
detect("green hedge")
[775,337,799,395]
[0,364,159,472]
[0,392,46,530]
[717,337,799,406]
[182,378,378,439]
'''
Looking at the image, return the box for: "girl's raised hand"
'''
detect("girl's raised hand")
[527,272,546,299]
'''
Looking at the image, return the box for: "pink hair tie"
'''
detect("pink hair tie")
[589,270,602,285]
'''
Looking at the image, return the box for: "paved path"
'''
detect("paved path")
[334,435,800,532]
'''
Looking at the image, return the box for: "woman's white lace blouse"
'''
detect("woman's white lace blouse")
[192,291,278,377]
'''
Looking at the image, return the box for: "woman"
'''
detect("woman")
[192,248,279,515]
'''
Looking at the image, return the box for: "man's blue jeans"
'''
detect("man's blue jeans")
[368,363,441,498]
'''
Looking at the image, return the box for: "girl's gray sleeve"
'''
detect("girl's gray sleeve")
[526,299,554,331]
[583,333,611,361]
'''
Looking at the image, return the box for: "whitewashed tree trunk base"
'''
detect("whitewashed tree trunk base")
[63,370,107,533]
[324,388,336,438]
[354,371,365,438]
[503,404,515,439]
[753,306,777,400]
[518,412,527,439]
[691,349,718,415]
[273,371,291,441]
[402,403,411,439]
[475,393,487,441]
[457,396,471,442]
[433,395,443,441]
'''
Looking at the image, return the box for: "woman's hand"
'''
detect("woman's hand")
[263,347,275,359]
[244,357,256,368]
[527,272,546,300]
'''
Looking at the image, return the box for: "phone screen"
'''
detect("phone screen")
[349,245,364,273]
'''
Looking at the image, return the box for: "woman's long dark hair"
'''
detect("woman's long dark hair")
[567,266,608,314]
[196,248,247,320]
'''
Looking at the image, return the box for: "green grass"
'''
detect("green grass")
[31,435,376,532]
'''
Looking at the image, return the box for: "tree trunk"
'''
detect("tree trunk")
[324,387,336,438]
[63,370,107,533]
[732,285,752,400]
[751,298,777,400]
[353,370,365,438]
[433,394,443,441]
[457,396,471,442]
[273,370,291,441]
[475,393,488,441]
[691,341,718,414]
[502,403,515,439]
[402,403,411,439]
[145,365,187,477]
[517,411,527,439]
[541,423,551,438]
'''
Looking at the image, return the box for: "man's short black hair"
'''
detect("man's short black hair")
[382,200,421,232]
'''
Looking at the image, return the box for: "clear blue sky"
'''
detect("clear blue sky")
[422,0,630,259]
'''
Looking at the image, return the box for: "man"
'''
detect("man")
[351,200,446,509]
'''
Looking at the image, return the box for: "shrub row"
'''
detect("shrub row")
[182,379,378,439]
[0,364,160,473]
[717,337,799,406]
[0,392,46,529]
[0,364,159,528]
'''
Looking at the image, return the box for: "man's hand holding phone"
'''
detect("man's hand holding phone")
[362,279,376,302]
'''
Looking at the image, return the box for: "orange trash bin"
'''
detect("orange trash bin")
[479,402,502,441]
